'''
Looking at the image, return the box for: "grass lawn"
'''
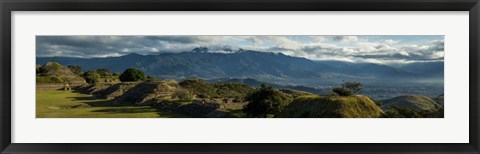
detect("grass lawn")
[36,90,188,118]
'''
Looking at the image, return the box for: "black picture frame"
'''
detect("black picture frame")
[1,0,479,153]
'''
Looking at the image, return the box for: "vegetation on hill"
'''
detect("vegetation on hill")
[380,95,441,111]
[379,95,444,118]
[36,62,86,84]
[276,95,384,118]
[67,65,82,75]
[279,89,314,98]
[120,68,146,82]
[382,106,444,118]
[212,82,255,98]
[243,84,293,118]
[35,61,444,118]
[178,78,255,99]
[82,71,101,84]
[179,78,216,98]
[332,81,363,96]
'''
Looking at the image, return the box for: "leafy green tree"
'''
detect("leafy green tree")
[172,88,193,101]
[119,68,146,82]
[332,87,352,96]
[243,84,293,118]
[113,72,121,76]
[341,82,362,94]
[67,65,82,75]
[36,65,41,75]
[96,68,111,77]
[82,71,101,84]
[145,76,157,82]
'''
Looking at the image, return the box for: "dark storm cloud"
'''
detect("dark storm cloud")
[36,36,214,57]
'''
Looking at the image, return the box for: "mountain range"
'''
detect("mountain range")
[37,47,444,87]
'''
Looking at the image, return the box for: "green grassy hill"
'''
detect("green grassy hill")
[381,95,441,111]
[276,95,384,118]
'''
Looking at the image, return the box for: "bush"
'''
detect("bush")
[113,72,121,76]
[96,68,111,77]
[332,87,352,96]
[172,88,193,101]
[119,68,146,82]
[341,82,362,94]
[82,71,101,84]
[145,76,157,82]
[243,84,293,117]
[212,82,254,98]
[67,65,82,75]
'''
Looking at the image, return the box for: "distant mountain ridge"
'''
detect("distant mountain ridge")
[37,48,444,87]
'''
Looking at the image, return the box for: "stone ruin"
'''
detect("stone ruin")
[114,80,180,105]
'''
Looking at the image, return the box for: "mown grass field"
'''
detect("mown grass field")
[36,90,187,118]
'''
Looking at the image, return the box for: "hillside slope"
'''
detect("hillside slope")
[276,95,384,118]
[37,48,442,86]
[380,95,441,111]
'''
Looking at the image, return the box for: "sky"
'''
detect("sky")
[36,35,444,64]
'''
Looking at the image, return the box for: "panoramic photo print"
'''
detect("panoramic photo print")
[36,35,444,118]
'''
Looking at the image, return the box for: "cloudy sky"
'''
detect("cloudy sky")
[36,35,444,64]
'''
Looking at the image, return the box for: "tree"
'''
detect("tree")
[341,82,362,94]
[145,76,157,82]
[96,68,111,77]
[119,68,145,82]
[82,71,101,84]
[243,84,293,118]
[172,88,193,101]
[67,65,82,75]
[113,72,121,76]
[36,65,41,75]
[332,87,352,96]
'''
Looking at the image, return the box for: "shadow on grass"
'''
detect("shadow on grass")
[91,107,155,114]
[67,96,98,101]
[66,91,190,117]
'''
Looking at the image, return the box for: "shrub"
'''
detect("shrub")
[243,84,293,117]
[172,88,193,101]
[67,65,82,75]
[96,68,111,77]
[82,71,101,84]
[119,68,146,82]
[341,82,362,94]
[332,87,352,96]
[145,76,157,82]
